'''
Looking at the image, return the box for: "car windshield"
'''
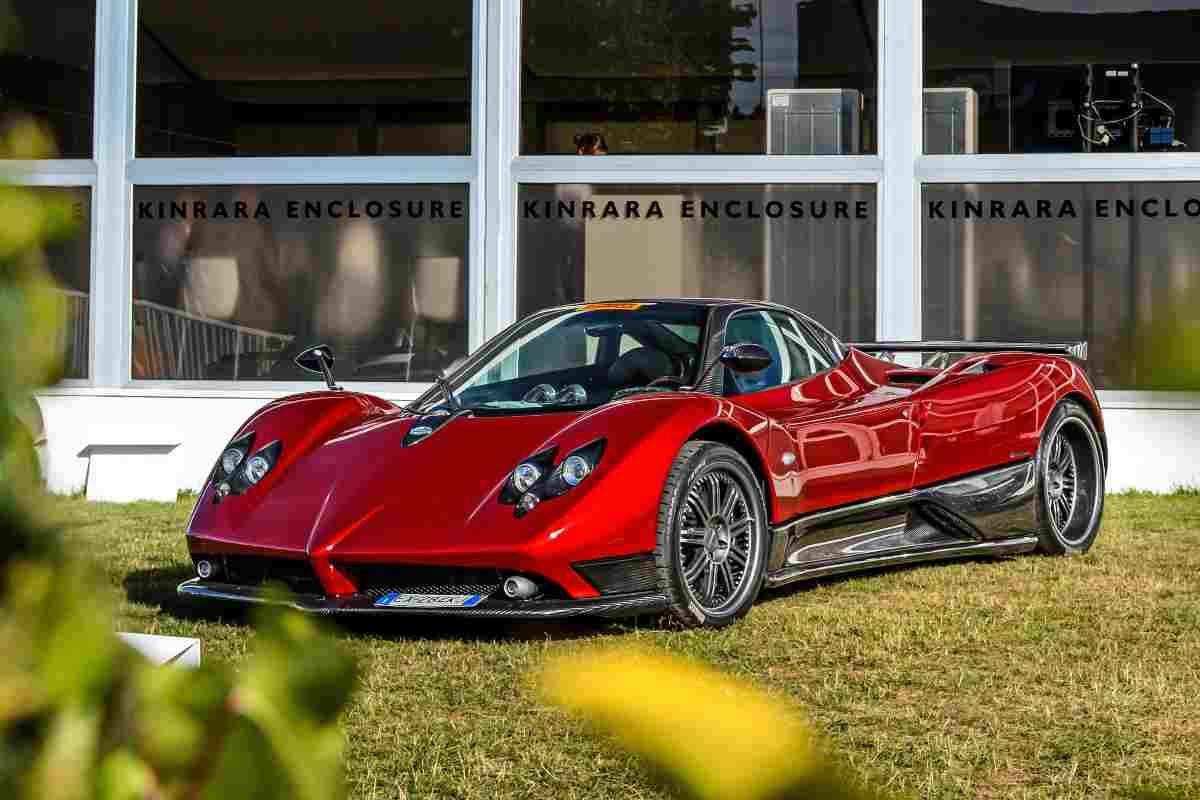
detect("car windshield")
[413,303,708,414]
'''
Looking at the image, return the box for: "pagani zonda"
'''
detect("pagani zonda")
[179,299,1107,628]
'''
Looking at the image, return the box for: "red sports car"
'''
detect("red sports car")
[178,299,1107,628]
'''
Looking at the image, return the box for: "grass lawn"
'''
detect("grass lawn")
[55,493,1200,800]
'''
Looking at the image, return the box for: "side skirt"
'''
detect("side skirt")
[764,536,1038,589]
[764,460,1040,589]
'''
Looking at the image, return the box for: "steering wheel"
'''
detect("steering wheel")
[648,352,691,387]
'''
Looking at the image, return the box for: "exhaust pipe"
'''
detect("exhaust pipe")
[502,575,539,600]
[196,559,215,580]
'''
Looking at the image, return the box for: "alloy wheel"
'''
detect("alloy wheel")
[677,467,757,614]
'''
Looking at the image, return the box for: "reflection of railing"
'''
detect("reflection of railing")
[132,299,294,380]
[56,288,89,379]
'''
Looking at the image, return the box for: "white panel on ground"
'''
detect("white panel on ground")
[118,632,201,667]
[83,424,181,503]
[1101,406,1200,492]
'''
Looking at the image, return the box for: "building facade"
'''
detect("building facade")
[7,0,1200,495]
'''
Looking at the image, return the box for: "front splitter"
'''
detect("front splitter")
[177,578,667,619]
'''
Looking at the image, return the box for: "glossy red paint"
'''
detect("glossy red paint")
[185,346,1103,602]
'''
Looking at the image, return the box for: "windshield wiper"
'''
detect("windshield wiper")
[434,374,462,411]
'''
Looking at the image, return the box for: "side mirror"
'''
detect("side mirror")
[719,342,773,373]
[294,344,341,391]
[682,342,773,391]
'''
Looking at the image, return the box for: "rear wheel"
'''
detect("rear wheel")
[655,442,769,628]
[1036,400,1106,555]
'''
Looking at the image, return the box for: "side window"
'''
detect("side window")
[722,311,833,395]
[771,313,834,378]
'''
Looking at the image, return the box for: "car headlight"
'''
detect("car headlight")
[502,439,606,516]
[221,447,245,475]
[211,436,282,502]
[244,454,271,485]
[511,462,542,494]
[559,454,591,487]
[216,432,255,479]
[241,440,282,486]
[542,440,605,499]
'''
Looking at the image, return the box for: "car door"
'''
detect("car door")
[723,310,919,522]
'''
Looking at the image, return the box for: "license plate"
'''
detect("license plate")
[373,592,485,609]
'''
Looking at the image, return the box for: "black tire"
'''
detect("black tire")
[654,441,769,628]
[1035,400,1106,555]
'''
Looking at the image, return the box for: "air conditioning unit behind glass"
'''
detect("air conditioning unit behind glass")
[924,88,979,154]
[767,89,862,155]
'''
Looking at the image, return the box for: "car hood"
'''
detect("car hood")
[188,409,586,558]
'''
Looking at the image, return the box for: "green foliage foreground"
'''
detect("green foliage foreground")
[0,106,360,799]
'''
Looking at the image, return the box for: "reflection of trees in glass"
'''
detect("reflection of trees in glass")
[523,0,758,108]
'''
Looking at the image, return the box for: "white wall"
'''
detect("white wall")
[34,388,1199,497]
[35,387,420,496]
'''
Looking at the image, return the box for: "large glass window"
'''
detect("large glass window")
[131,185,469,382]
[136,2,472,156]
[922,182,1200,389]
[517,184,876,342]
[924,1,1200,154]
[521,0,877,155]
[1,1,95,158]
[27,187,91,379]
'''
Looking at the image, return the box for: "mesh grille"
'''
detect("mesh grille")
[573,554,659,595]
[214,556,323,595]
[339,564,505,600]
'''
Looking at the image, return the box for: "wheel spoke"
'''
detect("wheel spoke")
[707,475,723,519]
[703,561,718,601]
[719,561,737,595]
[727,544,748,569]
[679,527,707,546]
[1055,495,1071,527]
[720,480,739,519]
[683,554,707,584]
[727,516,751,536]
[688,486,712,519]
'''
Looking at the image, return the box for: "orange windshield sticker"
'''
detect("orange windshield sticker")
[579,302,647,311]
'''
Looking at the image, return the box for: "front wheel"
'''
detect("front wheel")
[654,441,769,628]
[1035,400,1106,555]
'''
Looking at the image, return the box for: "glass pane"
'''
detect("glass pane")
[131,185,469,382]
[1,1,95,157]
[28,187,91,379]
[521,0,877,155]
[136,2,472,156]
[517,184,876,342]
[451,304,709,412]
[722,310,834,394]
[924,1,1200,154]
[922,182,1200,389]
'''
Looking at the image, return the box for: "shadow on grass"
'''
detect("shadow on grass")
[757,552,1029,605]
[122,564,251,625]
[122,562,641,643]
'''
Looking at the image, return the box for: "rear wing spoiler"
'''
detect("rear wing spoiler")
[849,341,1088,361]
